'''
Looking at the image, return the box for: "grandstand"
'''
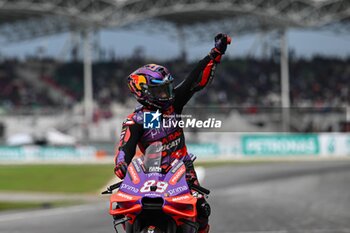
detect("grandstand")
[0,0,349,158]
[1,0,349,42]
[1,56,349,108]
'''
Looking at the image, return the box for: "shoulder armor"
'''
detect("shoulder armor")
[128,106,144,124]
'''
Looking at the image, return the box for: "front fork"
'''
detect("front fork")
[113,216,131,233]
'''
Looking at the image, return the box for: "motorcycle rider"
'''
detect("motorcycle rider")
[114,33,231,233]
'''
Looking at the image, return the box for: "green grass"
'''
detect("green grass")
[0,159,320,194]
[0,164,114,194]
[0,201,77,211]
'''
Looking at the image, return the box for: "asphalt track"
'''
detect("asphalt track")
[1,160,350,233]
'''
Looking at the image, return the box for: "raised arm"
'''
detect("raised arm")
[173,33,231,112]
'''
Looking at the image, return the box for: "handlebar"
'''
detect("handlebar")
[191,183,210,195]
[102,181,210,196]
[101,181,122,195]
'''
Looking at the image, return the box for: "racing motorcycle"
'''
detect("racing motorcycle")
[102,142,210,233]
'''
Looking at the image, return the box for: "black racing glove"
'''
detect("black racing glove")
[209,33,232,60]
[215,33,231,54]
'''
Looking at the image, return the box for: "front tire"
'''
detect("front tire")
[140,226,164,233]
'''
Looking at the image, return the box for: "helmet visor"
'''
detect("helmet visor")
[148,82,174,101]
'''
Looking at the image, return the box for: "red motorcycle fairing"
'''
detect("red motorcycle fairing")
[108,143,200,233]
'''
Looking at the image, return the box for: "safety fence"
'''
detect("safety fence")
[188,133,350,159]
[0,133,349,162]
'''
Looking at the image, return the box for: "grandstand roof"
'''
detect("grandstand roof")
[0,0,349,43]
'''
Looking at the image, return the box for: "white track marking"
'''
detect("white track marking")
[0,203,106,223]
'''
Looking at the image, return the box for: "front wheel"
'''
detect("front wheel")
[140,226,164,233]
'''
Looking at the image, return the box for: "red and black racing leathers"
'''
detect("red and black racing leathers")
[114,52,222,232]
[115,53,222,167]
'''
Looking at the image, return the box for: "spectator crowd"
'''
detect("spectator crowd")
[0,55,349,112]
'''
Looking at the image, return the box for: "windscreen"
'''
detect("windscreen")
[143,141,163,173]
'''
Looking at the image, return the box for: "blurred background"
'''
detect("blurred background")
[0,1,350,233]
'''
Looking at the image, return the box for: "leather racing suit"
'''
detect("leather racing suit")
[114,52,222,232]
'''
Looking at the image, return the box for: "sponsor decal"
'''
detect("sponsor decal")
[171,194,190,202]
[168,185,188,196]
[242,134,320,155]
[148,166,162,172]
[144,193,162,197]
[169,165,186,185]
[171,159,179,167]
[117,192,133,200]
[137,158,143,165]
[127,164,140,184]
[147,173,164,178]
[150,128,162,139]
[121,183,139,193]
[161,131,181,144]
[155,138,181,152]
[118,128,126,146]
[171,161,183,174]
[132,160,141,173]
[118,126,131,147]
